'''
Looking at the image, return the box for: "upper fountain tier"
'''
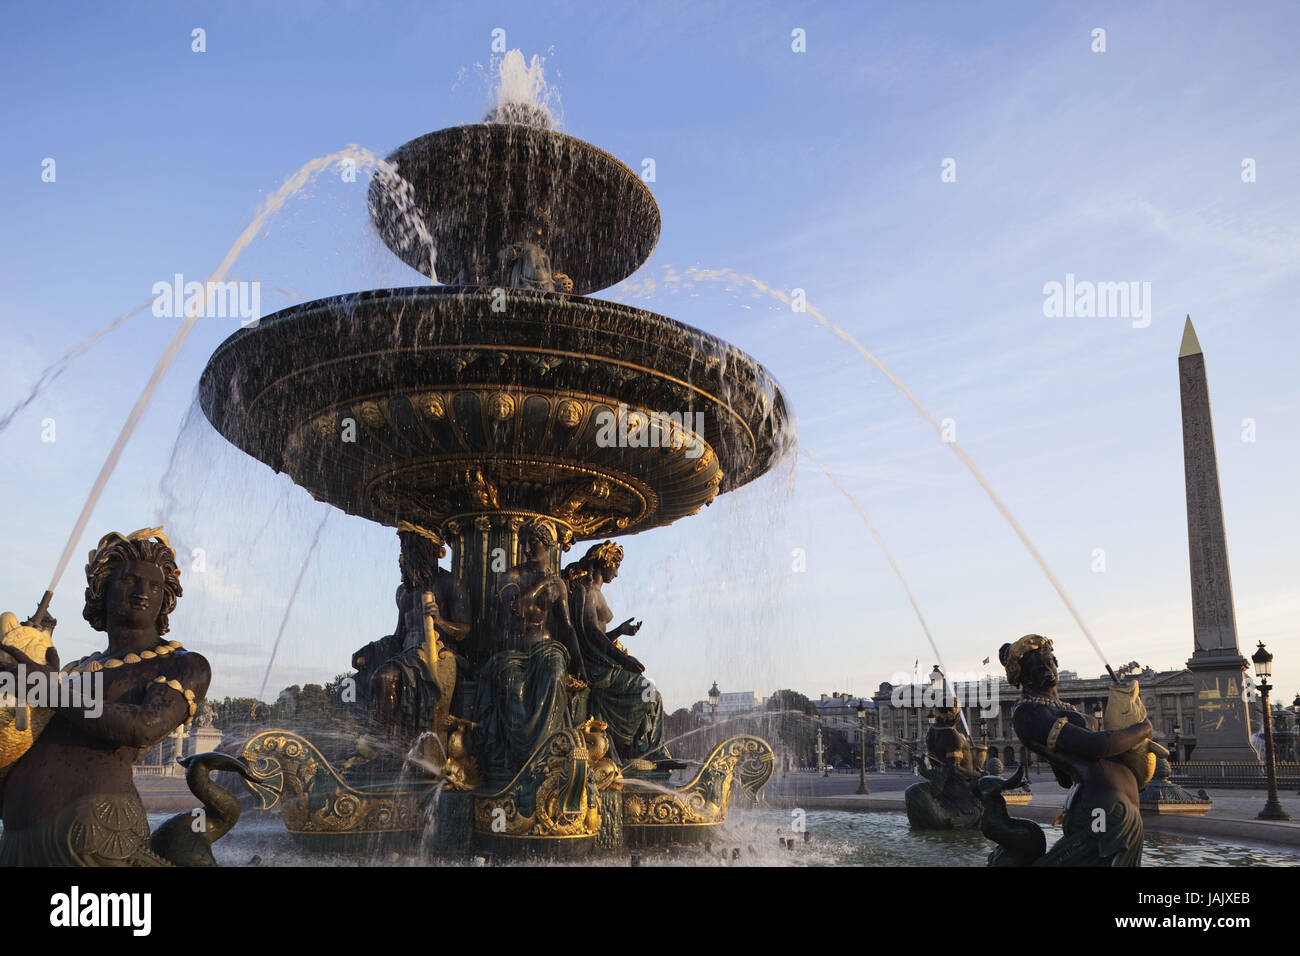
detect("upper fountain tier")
[367,117,660,294]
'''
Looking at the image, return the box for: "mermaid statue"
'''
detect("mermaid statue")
[0,528,211,865]
[903,699,983,828]
[562,540,665,767]
[978,634,1153,866]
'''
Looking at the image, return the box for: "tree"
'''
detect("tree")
[214,695,261,728]
[767,688,817,716]
[665,707,703,742]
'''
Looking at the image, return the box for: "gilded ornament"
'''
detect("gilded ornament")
[556,399,583,427]
[486,392,515,421]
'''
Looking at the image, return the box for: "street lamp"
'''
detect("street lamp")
[707,681,720,725]
[1294,694,1300,795]
[1250,642,1290,821]
[856,701,870,794]
[815,718,827,776]
[1172,723,1181,765]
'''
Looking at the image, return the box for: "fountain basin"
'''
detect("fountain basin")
[368,124,661,293]
[198,286,793,542]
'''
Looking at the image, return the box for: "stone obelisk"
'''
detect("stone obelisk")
[1179,316,1257,761]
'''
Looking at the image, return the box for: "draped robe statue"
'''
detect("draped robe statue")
[563,541,664,765]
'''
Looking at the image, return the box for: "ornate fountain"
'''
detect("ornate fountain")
[198,103,792,855]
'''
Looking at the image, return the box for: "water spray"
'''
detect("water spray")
[801,445,974,739]
[33,145,385,625]
[632,265,1116,678]
[258,512,331,701]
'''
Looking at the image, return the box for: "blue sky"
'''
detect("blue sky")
[1,1,1297,713]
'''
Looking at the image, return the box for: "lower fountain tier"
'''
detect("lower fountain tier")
[198,286,793,539]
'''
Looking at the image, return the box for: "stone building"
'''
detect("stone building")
[871,665,1247,769]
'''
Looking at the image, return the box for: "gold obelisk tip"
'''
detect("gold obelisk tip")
[1179,315,1202,358]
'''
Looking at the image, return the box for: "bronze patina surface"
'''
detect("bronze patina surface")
[368,124,660,294]
[198,287,789,541]
[903,700,984,829]
[976,635,1155,866]
[0,529,230,867]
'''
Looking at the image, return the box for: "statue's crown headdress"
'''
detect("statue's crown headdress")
[86,527,175,576]
[590,540,624,566]
[396,520,443,545]
[1001,634,1052,687]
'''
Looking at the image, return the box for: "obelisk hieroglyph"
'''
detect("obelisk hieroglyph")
[1178,316,1257,761]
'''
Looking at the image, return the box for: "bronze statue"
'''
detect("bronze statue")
[904,699,983,828]
[496,227,574,293]
[476,518,584,779]
[353,522,470,739]
[977,635,1153,866]
[562,540,664,764]
[0,528,211,866]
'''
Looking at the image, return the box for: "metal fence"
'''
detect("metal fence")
[1169,761,1300,790]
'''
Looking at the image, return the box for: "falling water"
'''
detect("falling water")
[800,447,948,675]
[623,265,1114,675]
[803,447,976,736]
[41,145,390,599]
[257,513,332,700]
[369,159,439,282]
[643,708,809,762]
[490,49,560,124]
[0,298,153,435]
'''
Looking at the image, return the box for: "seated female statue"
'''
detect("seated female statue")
[562,541,664,764]
[476,519,585,781]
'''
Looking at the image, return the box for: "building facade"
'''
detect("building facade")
[871,666,1242,769]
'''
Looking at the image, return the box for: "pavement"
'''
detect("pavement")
[136,776,202,813]
[763,771,1300,848]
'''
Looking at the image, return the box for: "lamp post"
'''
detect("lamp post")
[1250,642,1290,821]
[856,701,870,794]
[1294,694,1300,794]
[707,681,720,725]
[1172,723,1181,765]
